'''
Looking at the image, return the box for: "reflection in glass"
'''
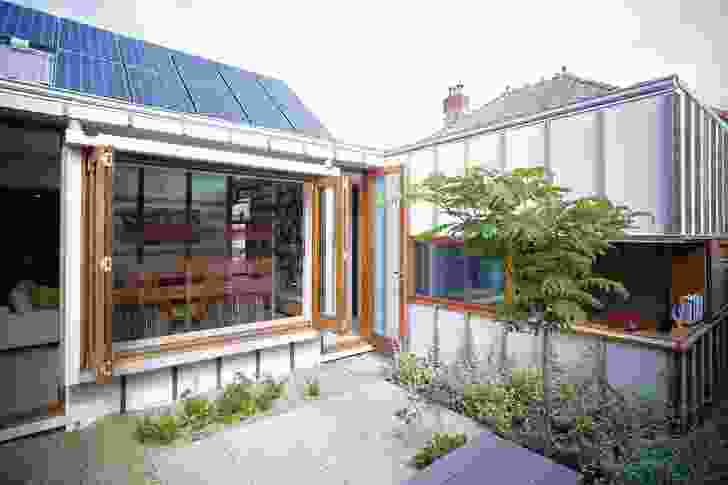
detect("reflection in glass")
[319,187,336,316]
[112,163,303,342]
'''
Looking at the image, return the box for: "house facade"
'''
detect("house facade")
[389,68,728,431]
[2,0,728,442]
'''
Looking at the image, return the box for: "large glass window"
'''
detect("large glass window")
[112,162,303,342]
[412,238,504,305]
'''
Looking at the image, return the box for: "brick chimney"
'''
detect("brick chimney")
[443,83,470,127]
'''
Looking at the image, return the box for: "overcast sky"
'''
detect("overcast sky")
[14,0,728,150]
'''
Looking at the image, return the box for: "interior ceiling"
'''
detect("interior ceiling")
[0,0,331,139]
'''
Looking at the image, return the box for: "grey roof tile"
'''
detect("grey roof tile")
[419,72,619,144]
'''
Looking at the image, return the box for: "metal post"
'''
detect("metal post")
[271,185,278,321]
[692,344,701,426]
[681,351,689,431]
[684,96,693,234]
[706,330,713,407]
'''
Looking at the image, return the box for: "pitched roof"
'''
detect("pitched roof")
[420,71,619,144]
[0,0,331,139]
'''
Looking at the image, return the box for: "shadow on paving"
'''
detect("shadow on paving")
[0,414,157,485]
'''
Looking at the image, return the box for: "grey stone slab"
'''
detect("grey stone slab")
[147,438,241,485]
[404,430,579,485]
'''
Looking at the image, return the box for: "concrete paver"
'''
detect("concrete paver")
[0,354,579,485]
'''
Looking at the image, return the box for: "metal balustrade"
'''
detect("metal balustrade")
[670,307,728,432]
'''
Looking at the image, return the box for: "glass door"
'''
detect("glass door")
[312,176,352,334]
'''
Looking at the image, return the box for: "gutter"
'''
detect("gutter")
[0,78,387,166]
[385,75,679,157]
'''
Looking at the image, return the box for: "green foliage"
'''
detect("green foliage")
[462,367,544,434]
[214,380,259,420]
[559,383,578,403]
[407,164,633,329]
[622,447,690,484]
[574,415,594,435]
[412,432,468,470]
[134,415,181,445]
[303,377,321,399]
[176,397,216,431]
[396,352,434,387]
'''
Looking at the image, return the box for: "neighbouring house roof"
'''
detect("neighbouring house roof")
[0,0,331,139]
[419,70,620,144]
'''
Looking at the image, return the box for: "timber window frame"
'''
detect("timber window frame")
[407,235,511,317]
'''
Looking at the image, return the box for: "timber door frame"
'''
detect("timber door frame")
[311,176,351,334]
[365,163,409,351]
[80,146,115,384]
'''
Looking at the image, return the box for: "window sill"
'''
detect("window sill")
[112,315,308,355]
[408,296,497,319]
[76,317,317,382]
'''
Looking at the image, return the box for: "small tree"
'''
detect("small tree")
[406,165,634,455]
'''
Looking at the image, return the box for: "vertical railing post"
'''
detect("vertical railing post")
[693,344,701,426]
[681,350,689,432]
[669,350,680,433]
[706,330,713,407]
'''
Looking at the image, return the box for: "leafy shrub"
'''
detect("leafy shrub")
[259,374,287,400]
[462,367,544,434]
[255,375,287,411]
[135,415,181,444]
[622,447,689,485]
[412,432,468,470]
[303,377,321,399]
[559,383,578,403]
[397,352,433,388]
[508,367,544,405]
[574,415,594,435]
[178,397,215,431]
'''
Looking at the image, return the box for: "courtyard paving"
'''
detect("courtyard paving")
[0,353,578,485]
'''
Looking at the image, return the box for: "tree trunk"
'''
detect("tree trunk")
[542,325,553,456]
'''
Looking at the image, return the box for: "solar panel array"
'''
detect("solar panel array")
[0,0,329,138]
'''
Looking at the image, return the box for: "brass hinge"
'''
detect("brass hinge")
[86,156,96,175]
[100,256,112,273]
[100,359,113,378]
[99,147,113,168]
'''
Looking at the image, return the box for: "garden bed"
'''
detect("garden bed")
[130,371,324,448]
[386,345,728,485]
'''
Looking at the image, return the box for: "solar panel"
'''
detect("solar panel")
[59,18,119,62]
[55,50,129,101]
[127,64,192,112]
[257,77,328,136]
[217,64,293,131]
[0,1,59,50]
[117,35,173,70]
[171,52,247,123]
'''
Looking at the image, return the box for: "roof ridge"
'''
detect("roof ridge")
[560,72,619,91]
